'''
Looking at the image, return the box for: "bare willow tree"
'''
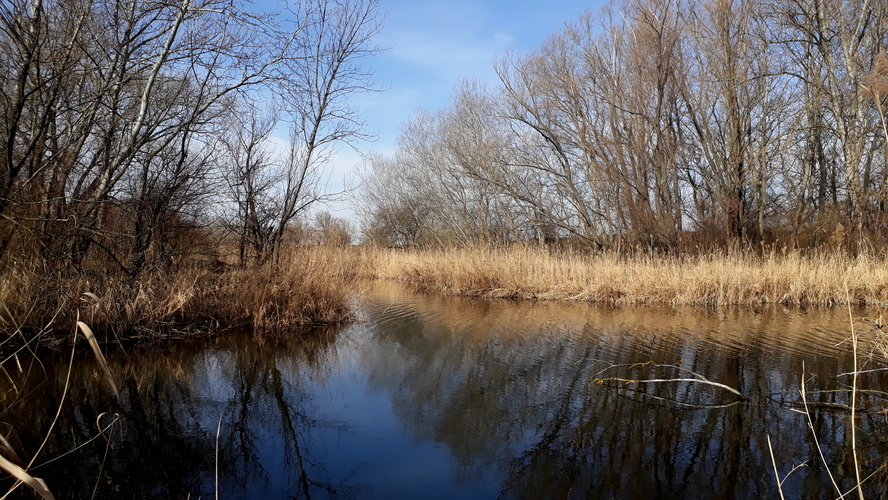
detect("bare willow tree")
[780,0,888,235]
[356,149,443,247]
[679,0,788,240]
[413,86,526,244]
[219,103,283,265]
[586,0,687,246]
[349,0,888,250]
[495,37,611,247]
[359,83,549,248]
[1,0,297,267]
[0,0,91,257]
[267,0,382,260]
[490,2,690,248]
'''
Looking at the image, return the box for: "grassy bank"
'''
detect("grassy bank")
[8,243,887,347]
[0,247,361,498]
[0,246,360,347]
[365,246,888,307]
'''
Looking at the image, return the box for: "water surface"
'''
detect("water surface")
[2,283,887,498]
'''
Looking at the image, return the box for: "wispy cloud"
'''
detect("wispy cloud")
[387,30,511,80]
[378,0,516,83]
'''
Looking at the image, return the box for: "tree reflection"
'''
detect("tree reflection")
[359,286,888,498]
[2,287,887,498]
[0,328,350,499]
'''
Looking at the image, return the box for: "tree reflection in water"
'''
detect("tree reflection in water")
[357,286,888,498]
[1,284,887,498]
[0,328,350,499]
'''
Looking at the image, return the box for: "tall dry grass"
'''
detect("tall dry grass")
[0,246,360,346]
[0,244,360,498]
[363,246,888,307]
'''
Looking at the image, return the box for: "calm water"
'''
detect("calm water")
[2,283,888,498]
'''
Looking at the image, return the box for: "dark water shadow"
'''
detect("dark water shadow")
[0,283,887,498]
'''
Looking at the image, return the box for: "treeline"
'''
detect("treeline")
[358,0,888,251]
[0,0,378,276]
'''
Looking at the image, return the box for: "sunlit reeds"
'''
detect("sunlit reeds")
[0,246,360,345]
[363,246,888,307]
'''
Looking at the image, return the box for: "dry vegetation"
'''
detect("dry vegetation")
[0,246,360,348]
[2,0,888,494]
[364,246,888,307]
[0,0,379,354]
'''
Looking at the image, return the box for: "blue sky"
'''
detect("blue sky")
[286,0,609,219]
[360,0,606,154]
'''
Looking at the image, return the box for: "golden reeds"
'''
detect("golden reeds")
[0,246,360,345]
[5,243,887,344]
[363,246,888,307]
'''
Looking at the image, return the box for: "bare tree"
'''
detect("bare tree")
[780,0,888,235]
[0,0,382,272]
[495,38,610,247]
[269,0,382,259]
[219,103,283,265]
[356,151,438,247]
[0,0,292,264]
[310,210,352,246]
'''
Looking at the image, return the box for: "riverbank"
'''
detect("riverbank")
[6,244,887,346]
[365,246,888,307]
[0,246,359,346]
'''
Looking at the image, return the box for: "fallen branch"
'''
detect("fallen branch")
[596,376,745,399]
[591,362,746,401]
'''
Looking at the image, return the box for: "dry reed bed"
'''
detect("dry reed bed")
[0,247,359,344]
[365,247,888,306]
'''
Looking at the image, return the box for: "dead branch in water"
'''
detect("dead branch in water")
[591,361,747,401]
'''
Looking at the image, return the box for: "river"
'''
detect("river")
[2,282,887,498]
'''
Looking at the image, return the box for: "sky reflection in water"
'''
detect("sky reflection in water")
[2,283,886,499]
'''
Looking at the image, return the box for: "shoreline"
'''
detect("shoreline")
[0,246,360,348]
[5,245,888,348]
[364,247,888,308]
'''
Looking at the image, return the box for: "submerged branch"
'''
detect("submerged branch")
[595,376,746,399]
[591,361,747,403]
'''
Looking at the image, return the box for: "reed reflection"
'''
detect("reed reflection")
[358,285,888,498]
[1,284,887,498]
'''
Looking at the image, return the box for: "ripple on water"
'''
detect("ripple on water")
[3,282,884,499]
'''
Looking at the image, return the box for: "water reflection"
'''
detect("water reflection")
[1,283,887,498]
